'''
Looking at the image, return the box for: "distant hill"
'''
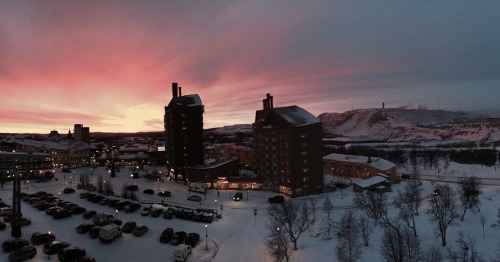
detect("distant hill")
[318,108,500,142]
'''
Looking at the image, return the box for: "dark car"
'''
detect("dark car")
[187,195,202,202]
[57,246,86,262]
[83,210,97,219]
[76,257,97,262]
[2,238,30,252]
[8,244,37,261]
[68,206,86,215]
[185,232,200,247]
[143,189,154,195]
[88,226,101,239]
[124,202,141,213]
[132,225,148,236]
[31,231,56,245]
[268,195,285,204]
[52,208,72,219]
[170,231,187,245]
[233,191,243,201]
[63,188,75,194]
[43,241,71,255]
[151,208,163,218]
[157,191,171,197]
[159,227,174,243]
[76,223,94,234]
[122,221,137,234]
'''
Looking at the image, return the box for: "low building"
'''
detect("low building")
[185,158,240,189]
[352,174,391,193]
[0,152,53,181]
[323,153,397,184]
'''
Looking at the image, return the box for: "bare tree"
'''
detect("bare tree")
[446,233,484,262]
[96,174,104,193]
[358,215,374,246]
[479,215,486,238]
[425,246,444,262]
[265,221,292,262]
[336,210,363,262]
[395,180,422,237]
[426,184,459,247]
[78,173,91,190]
[267,199,313,250]
[354,190,388,220]
[309,198,317,221]
[121,183,129,198]
[457,176,481,221]
[104,180,114,195]
[323,196,333,219]
[379,218,422,262]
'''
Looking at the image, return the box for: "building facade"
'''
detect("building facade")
[323,153,397,184]
[0,152,53,181]
[253,94,323,197]
[164,82,204,180]
[74,124,90,143]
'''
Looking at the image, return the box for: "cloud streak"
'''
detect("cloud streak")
[1,0,499,133]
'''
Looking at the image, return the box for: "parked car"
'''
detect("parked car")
[88,226,102,239]
[63,188,75,194]
[122,221,136,234]
[163,209,174,219]
[170,231,187,245]
[132,225,148,236]
[83,210,97,219]
[233,191,243,201]
[8,244,37,261]
[2,238,30,252]
[52,208,72,219]
[140,207,151,216]
[160,227,174,243]
[187,195,202,202]
[76,223,94,234]
[151,208,163,218]
[185,232,200,247]
[31,231,56,245]
[124,202,141,213]
[157,190,171,197]
[57,246,86,262]
[173,244,191,262]
[143,189,154,195]
[268,195,285,204]
[43,241,71,255]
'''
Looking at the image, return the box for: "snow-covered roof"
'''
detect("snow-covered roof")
[169,94,202,107]
[273,106,320,127]
[353,175,388,188]
[324,153,396,170]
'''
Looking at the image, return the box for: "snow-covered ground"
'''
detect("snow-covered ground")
[1,162,500,261]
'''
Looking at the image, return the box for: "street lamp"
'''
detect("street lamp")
[205,225,208,250]
[157,178,160,191]
[26,180,29,194]
[115,210,118,219]
[214,200,217,215]
[130,174,133,186]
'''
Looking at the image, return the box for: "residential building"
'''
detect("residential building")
[253,94,323,197]
[0,152,53,182]
[74,124,90,143]
[164,82,204,180]
[323,153,397,184]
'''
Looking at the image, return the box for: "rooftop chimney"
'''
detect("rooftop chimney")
[172,82,178,98]
[269,95,273,109]
[179,86,182,97]
[263,99,268,109]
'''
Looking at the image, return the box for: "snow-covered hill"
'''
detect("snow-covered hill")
[319,108,500,142]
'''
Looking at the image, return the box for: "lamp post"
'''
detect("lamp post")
[214,200,217,215]
[130,174,133,186]
[205,225,208,250]
[26,180,29,194]
[115,209,118,219]
[157,178,160,191]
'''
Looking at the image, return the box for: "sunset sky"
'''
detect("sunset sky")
[1,1,500,134]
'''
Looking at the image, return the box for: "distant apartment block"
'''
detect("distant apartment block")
[164,82,204,180]
[74,124,90,143]
[253,94,323,197]
[0,152,53,181]
[323,153,397,184]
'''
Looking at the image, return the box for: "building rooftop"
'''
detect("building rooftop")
[324,153,396,170]
[168,94,202,108]
[272,106,320,127]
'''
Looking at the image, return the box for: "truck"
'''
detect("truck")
[99,223,122,244]
[173,244,192,262]
[188,182,207,194]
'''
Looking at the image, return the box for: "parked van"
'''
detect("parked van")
[99,224,122,244]
[173,244,192,262]
[188,182,207,194]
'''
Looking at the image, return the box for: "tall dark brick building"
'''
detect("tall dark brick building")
[253,94,323,197]
[164,82,204,180]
